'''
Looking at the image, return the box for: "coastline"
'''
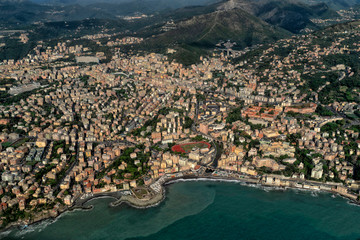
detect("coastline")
[1,173,359,235]
[110,190,165,209]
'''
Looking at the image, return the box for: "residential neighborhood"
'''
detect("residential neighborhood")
[0,20,359,229]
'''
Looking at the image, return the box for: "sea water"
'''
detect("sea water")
[2,181,360,240]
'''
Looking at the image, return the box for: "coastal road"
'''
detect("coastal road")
[73,190,130,208]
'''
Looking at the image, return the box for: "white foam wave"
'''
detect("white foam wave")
[12,207,90,238]
[311,191,319,197]
[347,201,360,207]
[0,230,11,239]
[14,219,53,237]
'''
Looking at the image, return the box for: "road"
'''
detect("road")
[323,105,360,129]
[54,141,79,191]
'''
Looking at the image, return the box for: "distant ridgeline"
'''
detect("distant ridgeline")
[0,0,357,64]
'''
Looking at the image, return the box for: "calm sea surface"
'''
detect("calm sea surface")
[2,180,360,240]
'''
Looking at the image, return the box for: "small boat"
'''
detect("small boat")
[331,194,336,198]
[19,224,28,230]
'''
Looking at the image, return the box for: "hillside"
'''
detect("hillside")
[218,0,339,33]
[0,0,223,29]
[297,0,360,10]
[0,0,342,32]
[133,7,290,65]
[86,0,222,16]
[32,0,221,7]
[0,0,353,65]
[151,8,289,47]
[0,0,115,28]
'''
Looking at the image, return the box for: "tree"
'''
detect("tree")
[183,116,193,129]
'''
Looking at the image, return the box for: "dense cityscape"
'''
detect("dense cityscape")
[0,11,359,231]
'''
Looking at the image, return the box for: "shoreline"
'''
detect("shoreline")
[1,174,359,235]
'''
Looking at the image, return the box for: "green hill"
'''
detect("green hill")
[148,8,289,48]
[219,0,339,33]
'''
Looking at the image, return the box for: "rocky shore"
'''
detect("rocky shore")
[0,203,70,233]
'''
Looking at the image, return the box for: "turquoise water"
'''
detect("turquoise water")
[2,180,360,240]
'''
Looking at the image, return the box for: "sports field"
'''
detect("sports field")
[171,141,211,153]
